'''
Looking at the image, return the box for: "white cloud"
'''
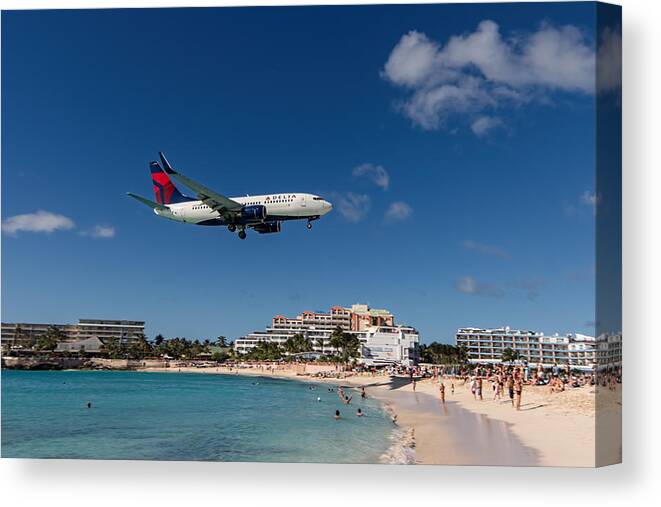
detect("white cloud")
[383,20,596,134]
[382,31,443,88]
[454,275,504,298]
[463,239,509,259]
[2,210,74,235]
[597,27,621,92]
[385,201,413,222]
[83,225,116,238]
[353,163,390,191]
[332,192,371,223]
[471,116,504,137]
[580,190,599,215]
[581,190,598,207]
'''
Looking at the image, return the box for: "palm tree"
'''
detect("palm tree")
[35,326,66,352]
[128,334,152,359]
[329,327,361,364]
[329,326,345,356]
[283,334,312,355]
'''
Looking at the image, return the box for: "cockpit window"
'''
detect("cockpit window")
[313,197,324,200]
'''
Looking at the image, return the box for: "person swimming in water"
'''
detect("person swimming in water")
[356,408,364,417]
[334,410,341,420]
[86,402,92,409]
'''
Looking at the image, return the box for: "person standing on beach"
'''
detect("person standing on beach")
[412,379,417,392]
[477,377,483,401]
[451,382,455,395]
[507,376,515,406]
[514,378,523,410]
[439,383,446,403]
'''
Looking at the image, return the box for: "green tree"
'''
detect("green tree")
[190,339,203,358]
[329,327,361,363]
[284,333,312,354]
[216,336,227,347]
[154,334,165,346]
[128,334,152,359]
[101,337,128,358]
[245,340,283,361]
[35,326,66,351]
[211,351,230,362]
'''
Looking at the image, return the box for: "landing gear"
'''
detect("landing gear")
[238,230,247,240]
[228,224,237,233]
[307,221,313,230]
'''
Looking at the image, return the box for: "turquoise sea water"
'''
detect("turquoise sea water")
[1,370,395,463]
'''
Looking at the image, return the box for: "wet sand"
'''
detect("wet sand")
[365,383,538,466]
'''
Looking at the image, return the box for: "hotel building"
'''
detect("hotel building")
[1,319,146,349]
[455,326,622,371]
[234,304,419,366]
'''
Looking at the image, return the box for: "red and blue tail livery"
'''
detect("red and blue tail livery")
[128,153,332,239]
[150,161,192,204]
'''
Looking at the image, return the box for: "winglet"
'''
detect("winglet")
[159,152,176,174]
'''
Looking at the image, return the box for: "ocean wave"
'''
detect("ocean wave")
[381,426,416,464]
[379,403,416,464]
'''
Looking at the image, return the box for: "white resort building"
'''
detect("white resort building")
[455,326,622,372]
[234,304,419,366]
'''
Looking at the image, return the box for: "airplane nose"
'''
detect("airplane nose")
[325,201,333,212]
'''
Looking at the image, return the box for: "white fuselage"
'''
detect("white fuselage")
[154,192,332,225]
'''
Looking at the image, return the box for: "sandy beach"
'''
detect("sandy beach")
[141,364,621,467]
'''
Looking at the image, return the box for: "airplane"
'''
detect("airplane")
[127,153,333,240]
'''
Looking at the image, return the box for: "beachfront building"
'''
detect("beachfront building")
[1,319,145,349]
[455,326,622,372]
[234,304,419,366]
[1,322,78,349]
[55,336,106,354]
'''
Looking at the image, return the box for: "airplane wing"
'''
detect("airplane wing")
[159,152,243,214]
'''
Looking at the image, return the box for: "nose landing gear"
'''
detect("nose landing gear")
[307,221,313,230]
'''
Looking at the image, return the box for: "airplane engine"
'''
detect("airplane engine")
[253,221,281,234]
[240,205,267,221]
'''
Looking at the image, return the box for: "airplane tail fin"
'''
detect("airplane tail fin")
[149,160,192,204]
[159,152,176,175]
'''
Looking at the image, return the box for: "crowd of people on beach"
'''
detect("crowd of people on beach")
[398,362,622,411]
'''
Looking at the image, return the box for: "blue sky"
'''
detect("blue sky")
[2,4,604,343]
